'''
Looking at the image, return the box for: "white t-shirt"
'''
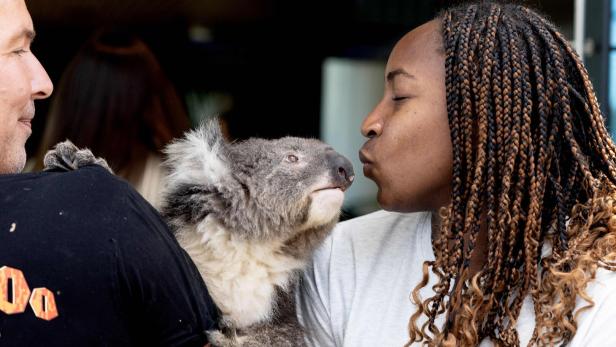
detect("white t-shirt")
[296,210,616,346]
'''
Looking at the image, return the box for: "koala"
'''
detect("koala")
[43,120,354,346]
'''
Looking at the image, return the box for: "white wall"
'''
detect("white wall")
[321,58,385,215]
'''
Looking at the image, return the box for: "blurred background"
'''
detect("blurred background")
[25,0,612,217]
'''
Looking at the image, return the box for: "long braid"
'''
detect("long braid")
[456,7,501,340]
[544,16,616,180]
[493,22,525,343]
[408,7,479,345]
[483,5,505,310]
[488,18,515,341]
[407,3,616,346]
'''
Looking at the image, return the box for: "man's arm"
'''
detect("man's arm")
[113,186,219,346]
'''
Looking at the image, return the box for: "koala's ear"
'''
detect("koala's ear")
[163,118,231,187]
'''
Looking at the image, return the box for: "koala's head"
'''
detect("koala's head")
[162,119,354,241]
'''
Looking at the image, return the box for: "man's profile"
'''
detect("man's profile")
[0,0,52,174]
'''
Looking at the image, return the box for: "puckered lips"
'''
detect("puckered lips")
[359,148,375,178]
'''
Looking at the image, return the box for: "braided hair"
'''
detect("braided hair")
[407,2,616,346]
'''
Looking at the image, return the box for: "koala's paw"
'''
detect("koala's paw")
[43,140,113,173]
[207,330,246,347]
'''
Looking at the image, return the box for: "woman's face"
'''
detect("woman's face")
[360,20,452,213]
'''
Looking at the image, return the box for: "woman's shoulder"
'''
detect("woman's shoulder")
[310,209,433,270]
[569,268,616,346]
[581,267,616,308]
[299,210,435,346]
[334,209,431,239]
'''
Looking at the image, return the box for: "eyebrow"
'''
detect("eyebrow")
[7,29,36,47]
[386,69,415,82]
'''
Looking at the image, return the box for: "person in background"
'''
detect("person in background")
[35,29,190,208]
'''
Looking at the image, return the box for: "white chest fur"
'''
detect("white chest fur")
[177,215,304,328]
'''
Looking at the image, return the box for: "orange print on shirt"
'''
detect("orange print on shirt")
[30,287,59,321]
[0,266,31,314]
[0,266,59,320]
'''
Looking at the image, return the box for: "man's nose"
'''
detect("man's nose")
[31,55,53,100]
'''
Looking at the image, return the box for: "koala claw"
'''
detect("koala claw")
[43,140,113,173]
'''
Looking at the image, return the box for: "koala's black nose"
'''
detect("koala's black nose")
[327,152,355,190]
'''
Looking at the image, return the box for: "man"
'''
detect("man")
[0,0,52,173]
[0,1,218,345]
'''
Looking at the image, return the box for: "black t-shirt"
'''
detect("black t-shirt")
[0,165,218,346]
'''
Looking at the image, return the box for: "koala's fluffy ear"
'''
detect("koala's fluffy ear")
[163,118,231,188]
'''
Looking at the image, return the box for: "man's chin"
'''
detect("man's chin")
[0,149,27,174]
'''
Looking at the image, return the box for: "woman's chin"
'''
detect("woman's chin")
[377,192,421,213]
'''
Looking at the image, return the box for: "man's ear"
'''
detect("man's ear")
[163,117,231,189]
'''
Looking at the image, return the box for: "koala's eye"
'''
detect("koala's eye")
[285,154,299,163]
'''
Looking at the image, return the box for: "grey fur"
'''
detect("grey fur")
[207,289,304,347]
[162,119,353,242]
[162,119,353,346]
[43,140,112,173]
[43,119,354,346]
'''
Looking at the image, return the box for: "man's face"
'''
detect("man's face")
[0,0,53,174]
[359,20,452,212]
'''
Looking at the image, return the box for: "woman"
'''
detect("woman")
[298,2,616,346]
[35,30,190,208]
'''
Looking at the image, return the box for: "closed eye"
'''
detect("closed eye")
[12,49,28,56]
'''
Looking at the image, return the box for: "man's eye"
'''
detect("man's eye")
[392,96,408,102]
[285,154,299,163]
[12,49,28,56]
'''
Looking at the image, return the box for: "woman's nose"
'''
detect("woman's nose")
[360,101,384,138]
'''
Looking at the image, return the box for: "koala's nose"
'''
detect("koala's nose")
[328,152,355,190]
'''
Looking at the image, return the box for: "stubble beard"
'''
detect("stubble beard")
[0,130,28,174]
